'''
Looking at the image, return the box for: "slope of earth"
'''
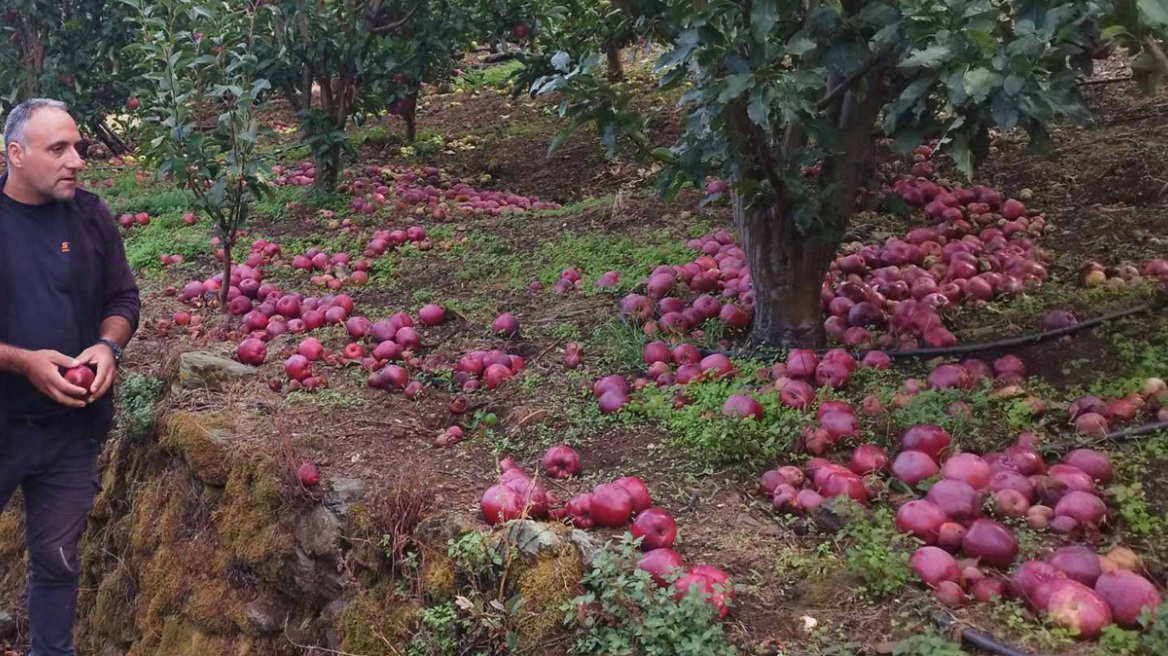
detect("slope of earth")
[1,52,1166,656]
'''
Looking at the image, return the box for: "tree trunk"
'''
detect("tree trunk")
[733,196,836,348]
[404,100,417,143]
[301,67,313,110]
[89,119,128,156]
[219,240,232,312]
[605,41,624,82]
[315,144,341,191]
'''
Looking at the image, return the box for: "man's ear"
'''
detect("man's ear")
[5,142,21,168]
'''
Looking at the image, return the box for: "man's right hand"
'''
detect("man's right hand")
[18,349,89,408]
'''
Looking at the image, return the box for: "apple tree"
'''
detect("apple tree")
[0,0,138,154]
[250,0,469,190]
[123,0,273,311]
[499,0,672,84]
[527,0,1102,348]
[1099,0,1168,90]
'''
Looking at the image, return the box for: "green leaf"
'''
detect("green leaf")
[948,132,974,178]
[965,29,997,58]
[747,88,770,128]
[991,93,1019,129]
[963,68,1002,102]
[752,0,779,42]
[786,35,816,56]
[900,44,952,69]
[650,147,677,164]
[1100,25,1134,43]
[891,129,925,154]
[550,51,571,73]
[718,74,753,103]
[1003,74,1025,96]
[1138,0,1168,27]
[655,30,698,72]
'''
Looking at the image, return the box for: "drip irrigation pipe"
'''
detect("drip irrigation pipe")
[1045,419,1168,456]
[931,612,1040,656]
[698,300,1162,363]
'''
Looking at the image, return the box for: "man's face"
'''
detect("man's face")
[7,107,85,202]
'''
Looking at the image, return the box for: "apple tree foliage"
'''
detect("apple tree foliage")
[0,0,139,154]
[1100,0,1168,90]
[525,0,1103,348]
[249,0,470,191]
[122,0,273,310]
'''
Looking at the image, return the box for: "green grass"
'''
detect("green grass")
[518,222,717,293]
[454,60,524,93]
[949,277,1161,338]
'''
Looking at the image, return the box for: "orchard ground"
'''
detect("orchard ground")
[5,50,1168,655]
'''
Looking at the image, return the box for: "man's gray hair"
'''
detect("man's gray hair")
[4,98,69,158]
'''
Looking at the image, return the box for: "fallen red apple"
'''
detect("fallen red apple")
[1093,569,1161,628]
[481,484,524,525]
[962,519,1018,569]
[1044,579,1112,640]
[631,507,677,550]
[540,445,581,479]
[614,476,651,513]
[590,483,634,528]
[910,546,960,587]
[236,338,267,366]
[896,499,948,544]
[297,462,319,486]
[637,548,684,587]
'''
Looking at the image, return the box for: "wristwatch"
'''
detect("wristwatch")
[98,338,123,365]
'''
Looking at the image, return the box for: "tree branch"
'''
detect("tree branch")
[816,41,895,111]
[370,2,419,33]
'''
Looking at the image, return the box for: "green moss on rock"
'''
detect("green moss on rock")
[160,412,233,486]
[339,584,420,656]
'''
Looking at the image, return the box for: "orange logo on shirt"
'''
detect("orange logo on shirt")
[61,241,70,253]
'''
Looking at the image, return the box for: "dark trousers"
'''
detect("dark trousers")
[0,412,99,656]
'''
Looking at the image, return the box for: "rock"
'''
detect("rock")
[173,351,257,392]
[0,611,15,639]
[812,496,866,534]
[324,477,368,515]
[286,547,344,602]
[295,506,340,557]
[100,644,127,656]
[570,529,597,566]
[319,599,347,650]
[159,412,235,486]
[505,520,562,557]
[245,598,288,635]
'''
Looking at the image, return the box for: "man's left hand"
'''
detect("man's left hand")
[75,341,117,403]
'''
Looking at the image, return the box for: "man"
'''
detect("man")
[0,99,140,656]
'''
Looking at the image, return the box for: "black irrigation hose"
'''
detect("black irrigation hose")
[1045,419,1168,456]
[886,302,1161,360]
[699,300,1163,363]
[931,612,1040,656]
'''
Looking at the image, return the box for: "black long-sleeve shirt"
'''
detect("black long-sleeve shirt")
[0,173,140,434]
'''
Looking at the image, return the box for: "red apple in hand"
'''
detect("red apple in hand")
[631,507,677,550]
[62,365,95,394]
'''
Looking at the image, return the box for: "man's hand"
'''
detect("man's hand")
[75,342,118,403]
[19,349,89,408]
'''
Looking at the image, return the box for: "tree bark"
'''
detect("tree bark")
[733,197,836,347]
[404,100,417,144]
[219,240,232,312]
[89,119,128,156]
[605,41,624,82]
[725,55,889,349]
